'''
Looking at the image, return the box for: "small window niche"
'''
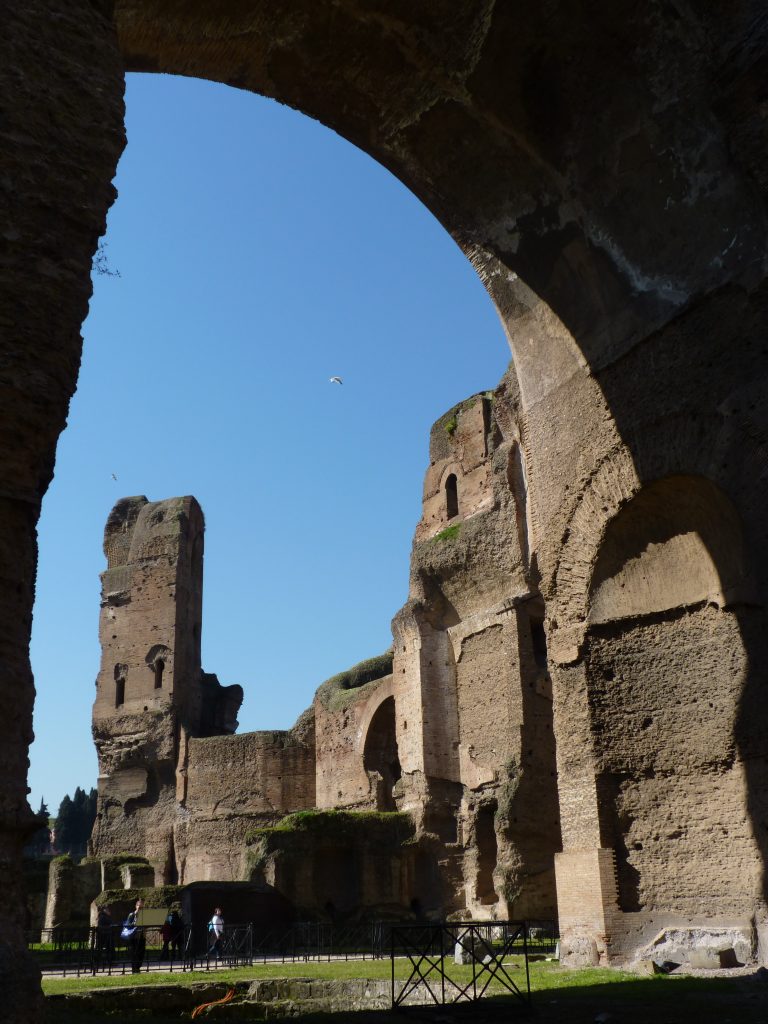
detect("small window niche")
[445,473,459,519]
[115,677,125,708]
[154,659,165,689]
[529,616,548,673]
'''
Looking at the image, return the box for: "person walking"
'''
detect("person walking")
[94,905,114,969]
[123,898,146,974]
[169,909,184,960]
[208,907,224,960]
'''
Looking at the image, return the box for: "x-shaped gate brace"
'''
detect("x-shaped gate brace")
[391,921,531,1008]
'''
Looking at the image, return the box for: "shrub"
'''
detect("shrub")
[433,523,461,542]
[315,651,393,710]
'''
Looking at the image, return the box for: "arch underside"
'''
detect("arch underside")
[2,2,768,1012]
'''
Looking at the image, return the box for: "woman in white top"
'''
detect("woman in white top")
[208,907,224,958]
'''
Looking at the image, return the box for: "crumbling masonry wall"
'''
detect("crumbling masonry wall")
[6,5,768,1011]
[90,495,315,884]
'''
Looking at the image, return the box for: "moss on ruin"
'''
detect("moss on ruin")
[245,809,414,846]
[314,651,393,711]
[81,853,149,867]
[433,523,461,542]
[94,885,182,910]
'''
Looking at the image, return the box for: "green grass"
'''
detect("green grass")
[42,956,533,995]
[43,958,768,1022]
[433,523,461,542]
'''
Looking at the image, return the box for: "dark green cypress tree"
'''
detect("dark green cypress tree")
[55,794,74,854]
[24,798,51,857]
[54,787,98,858]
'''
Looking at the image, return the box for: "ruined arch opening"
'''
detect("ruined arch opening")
[115,676,125,708]
[28,68,509,917]
[475,802,499,905]
[363,696,401,812]
[585,475,754,914]
[445,474,459,520]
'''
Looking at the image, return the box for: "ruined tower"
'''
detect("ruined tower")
[90,495,242,879]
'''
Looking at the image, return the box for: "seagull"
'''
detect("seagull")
[111,473,118,481]
[329,376,343,385]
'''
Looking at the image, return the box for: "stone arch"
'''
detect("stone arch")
[112,3,765,367]
[5,1,768,1006]
[588,475,751,625]
[582,476,756,914]
[551,406,768,641]
[362,694,401,812]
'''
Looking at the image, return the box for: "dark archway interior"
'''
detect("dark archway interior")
[475,803,499,906]
[445,474,459,519]
[363,696,401,812]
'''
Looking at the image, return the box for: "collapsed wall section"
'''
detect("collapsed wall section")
[391,376,562,920]
[90,495,242,879]
[176,716,317,882]
[314,658,397,810]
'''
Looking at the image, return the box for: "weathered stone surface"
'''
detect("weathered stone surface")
[87,375,560,924]
[6,3,768,1016]
[47,976,431,1017]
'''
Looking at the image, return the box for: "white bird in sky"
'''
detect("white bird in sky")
[329,376,343,385]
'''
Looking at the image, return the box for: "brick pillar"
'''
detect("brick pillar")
[0,2,124,1018]
[555,848,620,965]
[550,654,621,964]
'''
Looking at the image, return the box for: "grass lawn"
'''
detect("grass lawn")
[43,958,768,1022]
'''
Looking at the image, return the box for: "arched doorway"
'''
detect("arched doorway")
[363,696,401,812]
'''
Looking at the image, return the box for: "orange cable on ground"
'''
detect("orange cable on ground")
[191,986,236,1018]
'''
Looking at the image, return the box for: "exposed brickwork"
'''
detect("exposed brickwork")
[5,6,768,1010]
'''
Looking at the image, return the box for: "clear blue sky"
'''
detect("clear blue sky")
[28,73,510,816]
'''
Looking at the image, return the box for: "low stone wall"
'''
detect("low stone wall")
[43,857,102,930]
[245,810,418,917]
[46,977,431,1016]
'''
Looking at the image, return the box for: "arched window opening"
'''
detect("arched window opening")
[154,659,165,689]
[363,696,401,812]
[445,474,459,519]
[115,677,125,708]
[475,802,499,905]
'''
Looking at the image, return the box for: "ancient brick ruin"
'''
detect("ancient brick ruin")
[5,2,768,1018]
[89,375,561,925]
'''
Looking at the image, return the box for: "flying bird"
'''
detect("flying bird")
[111,473,117,481]
[329,376,343,385]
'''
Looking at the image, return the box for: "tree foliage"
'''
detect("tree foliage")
[24,797,52,858]
[54,787,97,860]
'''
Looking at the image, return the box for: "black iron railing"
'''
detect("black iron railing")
[29,918,556,978]
[28,924,253,976]
[391,921,545,1008]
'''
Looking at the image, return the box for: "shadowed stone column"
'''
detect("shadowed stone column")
[0,2,124,1016]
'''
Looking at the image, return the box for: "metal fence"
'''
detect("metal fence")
[30,918,556,978]
[391,921,554,1008]
[29,924,252,977]
[250,920,391,962]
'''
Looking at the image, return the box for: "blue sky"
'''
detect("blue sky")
[28,73,510,815]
